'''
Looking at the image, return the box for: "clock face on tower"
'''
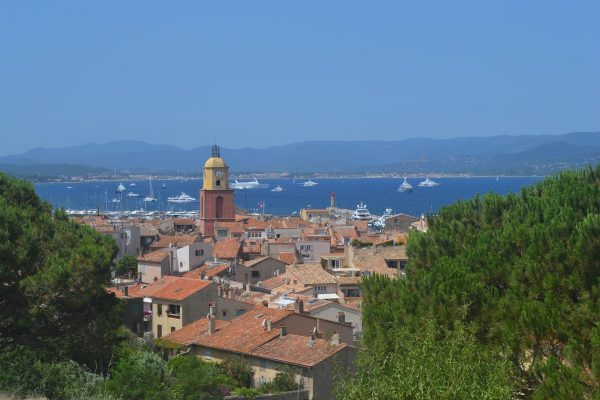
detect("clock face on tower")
[215,170,223,178]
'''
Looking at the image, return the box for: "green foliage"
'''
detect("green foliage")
[116,255,138,276]
[0,172,122,370]
[105,346,170,400]
[336,320,514,400]
[168,355,233,400]
[0,346,116,400]
[262,365,300,393]
[350,239,372,248]
[219,356,254,388]
[359,166,600,397]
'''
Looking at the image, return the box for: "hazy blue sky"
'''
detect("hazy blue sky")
[1,1,599,155]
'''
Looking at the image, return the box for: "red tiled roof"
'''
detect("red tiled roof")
[164,307,292,353]
[174,218,195,225]
[137,250,168,263]
[151,234,200,249]
[278,252,297,265]
[133,276,213,301]
[214,221,245,234]
[287,263,337,285]
[258,275,287,290]
[213,238,242,259]
[250,334,347,367]
[182,263,230,279]
[242,256,271,268]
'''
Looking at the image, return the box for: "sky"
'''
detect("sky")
[1,1,599,155]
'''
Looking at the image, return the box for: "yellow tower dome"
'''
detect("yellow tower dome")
[203,145,229,190]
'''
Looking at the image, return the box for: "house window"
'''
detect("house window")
[342,288,361,297]
[171,326,176,333]
[167,304,181,318]
[157,304,162,316]
[217,229,228,238]
[314,285,326,293]
[330,259,340,268]
[157,324,162,338]
[222,309,228,317]
[180,262,183,268]
[251,270,260,278]
[301,254,311,260]
[259,359,266,369]
[249,231,261,238]
[195,249,205,256]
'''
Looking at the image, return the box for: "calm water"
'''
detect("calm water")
[35,177,544,217]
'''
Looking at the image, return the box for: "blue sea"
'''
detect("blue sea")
[35,177,544,217]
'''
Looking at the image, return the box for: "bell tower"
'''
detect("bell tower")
[199,145,235,237]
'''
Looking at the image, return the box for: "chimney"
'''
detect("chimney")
[337,311,345,324]
[124,286,129,297]
[209,303,215,317]
[310,326,317,341]
[208,316,216,335]
[279,326,287,337]
[316,318,321,334]
[217,285,223,297]
[295,299,304,314]
[266,319,272,331]
[331,332,340,345]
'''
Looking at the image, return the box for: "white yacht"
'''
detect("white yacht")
[167,192,197,203]
[271,185,284,192]
[418,177,440,187]
[129,183,136,187]
[302,180,318,187]
[230,178,269,189]
[116,183,126,193]
[352,202,372,220]
[127,192,141,198]
[143,177,157,202]
[111,197,120,203]
[372,208,393,229]
[398,177,413,192]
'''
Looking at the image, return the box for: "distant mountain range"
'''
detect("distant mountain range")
[1,132,599,176]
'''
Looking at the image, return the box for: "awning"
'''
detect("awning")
[317,293,340,300]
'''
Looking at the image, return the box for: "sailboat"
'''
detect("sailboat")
[143,177,158,202]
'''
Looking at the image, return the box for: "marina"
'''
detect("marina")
[35,176,543,219]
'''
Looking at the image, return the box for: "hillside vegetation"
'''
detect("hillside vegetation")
[342,166,600,399]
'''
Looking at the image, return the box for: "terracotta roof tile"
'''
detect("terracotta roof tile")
[214,221,245,234]
[242,256,271,268]
[213,238,242,259]
[137,250,169,263]
[134,276,213,301]
[164,307,292,353]
[287,263,337,285]
[258,275,287,290]
[278,252,298,265]
[182,263,231,279]
[151,234,200,249]
[250,334,347,367]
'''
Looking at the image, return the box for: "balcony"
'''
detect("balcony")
[143,310,152,322]
[167,312,181,319]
